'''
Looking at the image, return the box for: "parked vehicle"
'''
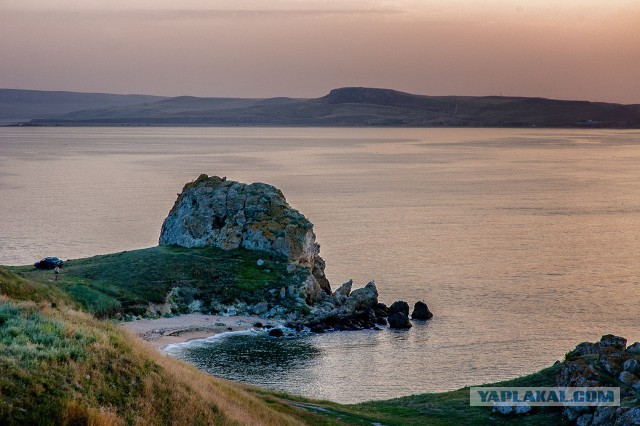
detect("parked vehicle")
[34,257,64,269]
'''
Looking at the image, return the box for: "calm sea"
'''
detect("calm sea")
[2,127,640,403]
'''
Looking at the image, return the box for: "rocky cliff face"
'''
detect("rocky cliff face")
[159,174,331,299]
[556,335,640,425]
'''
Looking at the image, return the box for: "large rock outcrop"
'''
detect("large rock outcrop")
[159,174,330,298]
[556,335,640,425]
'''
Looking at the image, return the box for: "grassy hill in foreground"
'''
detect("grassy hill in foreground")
[1,253,565,425]
[0,270,319,425]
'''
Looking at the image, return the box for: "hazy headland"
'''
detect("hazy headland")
[3,87,640,128]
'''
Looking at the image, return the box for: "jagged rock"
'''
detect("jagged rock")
[568,342,601,358]
[349,282,378,309]
[576,413,593,426]
[374,303,389,317]
[557,359,600,387]
[565,407,590,422]
[628,343,640,354]
[411,301,433,320]
[592,407,616,425]
[599,348,630,376]
[600,334,627,350]
[336,281,378,316]
[331,280,352,306]
[388,301,409,316]
[558,336,640,424]
[619,371,639,387]
[252,302,269,315]
[388,312,412,329]
[302,278,325,304]
[624,359,640,375]
[615,408,640,425]
[159,174,331,299]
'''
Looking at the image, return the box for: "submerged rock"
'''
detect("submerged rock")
[411,301,433,320]
[388,312,412,329]
[388,301,409,317]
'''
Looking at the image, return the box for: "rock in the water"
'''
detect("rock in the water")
[600,334,627,350]
[159,174,331,298]
[411,301,433,320]
[337,281,379,316]
[334,280,353,297]
[388,312,412,329]
[268,328,284,337]
[349,281,378,309]
[388,301,409,316]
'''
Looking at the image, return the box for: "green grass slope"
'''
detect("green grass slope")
[11,246,302,318]
[2,249,568,425]
[0,268,336,425]
[253,365,563,426]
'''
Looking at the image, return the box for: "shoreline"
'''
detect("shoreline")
[120,313,283,350]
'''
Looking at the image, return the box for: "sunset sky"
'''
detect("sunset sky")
[1,0,639,103]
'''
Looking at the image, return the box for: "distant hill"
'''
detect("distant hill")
[0,89,167,122]
[8,87,640,128]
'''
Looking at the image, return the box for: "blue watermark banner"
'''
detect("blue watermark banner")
[470,387,620,407]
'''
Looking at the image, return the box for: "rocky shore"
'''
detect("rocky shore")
[493,334,640,425]
[556,335,640,425]
[156,174,434,332]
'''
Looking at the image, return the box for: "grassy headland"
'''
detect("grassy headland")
[10,246,302,319]
[1,250,566,425]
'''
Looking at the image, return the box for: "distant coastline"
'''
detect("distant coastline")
[3,86,640,129]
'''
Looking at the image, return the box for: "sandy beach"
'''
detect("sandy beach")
[120,314,283,349]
